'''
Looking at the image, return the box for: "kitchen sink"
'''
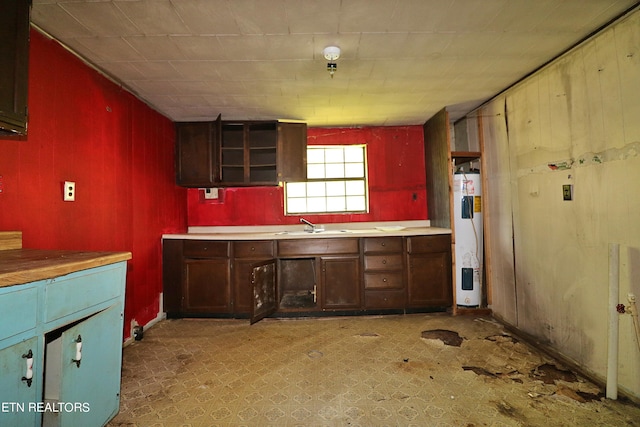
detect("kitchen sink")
[274,230,353,236]
[273,228,389,236]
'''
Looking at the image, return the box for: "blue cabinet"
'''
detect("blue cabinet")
[44,305,123,426]
[0,260,128,427]
[0,337,39,426]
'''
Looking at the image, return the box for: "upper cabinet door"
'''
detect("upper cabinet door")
[0,0,30,136]
[175,114,221,187]
[277,122,307,182]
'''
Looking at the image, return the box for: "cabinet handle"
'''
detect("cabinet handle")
[21,349,33,387]
[382,242,386,246]
[382,259,387,264]
[383,278,387,282]
[71,335,82,368]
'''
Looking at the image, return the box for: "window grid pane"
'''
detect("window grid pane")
[285,145,368,215]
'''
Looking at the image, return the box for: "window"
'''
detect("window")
[285,145,368,214]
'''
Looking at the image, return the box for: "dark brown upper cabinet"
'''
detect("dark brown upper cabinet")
[0,0,31,136]
[175,115,222,187]
[220,120,307,186]
[175,116,306,187]
[276,121,307,182]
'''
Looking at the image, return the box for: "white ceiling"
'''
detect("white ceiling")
[31,0,639,127]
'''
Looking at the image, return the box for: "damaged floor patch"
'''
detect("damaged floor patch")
[355,332,380,337]
[463,366,497,378]
[307,350,323,359]
[485,334,518,343]
[463,366,524,383]
[421,329,464,346]
[530,363,577,384]
[556,384,603,403]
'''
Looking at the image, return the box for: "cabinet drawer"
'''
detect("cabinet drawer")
[183,240,230,258]
[364,290,405,309]
[234,241,274,258]
[364,272,404,290]
[278,238,359,256]
[363,237,403,253]
[364,254,403,271]
[407,234,451,253]
[44,264,124,323]
[0,285,38,340]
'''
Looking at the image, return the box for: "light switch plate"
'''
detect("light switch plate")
[562,184,572,201]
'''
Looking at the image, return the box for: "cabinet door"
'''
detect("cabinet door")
[0,0,30,135]
[407,252,452,307]
[320,256,361,310]
[234,258,257,314]
[175,115,221,187]
[233,241,275,314]
[55,305,123,427]
[184,259,231,313]
[250,260,277,324]
[0,337,39,426]
[277,122,307,182]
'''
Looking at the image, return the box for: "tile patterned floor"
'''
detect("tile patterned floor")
[108,314,640,426]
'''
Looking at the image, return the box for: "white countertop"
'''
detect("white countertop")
[163,220,451,241]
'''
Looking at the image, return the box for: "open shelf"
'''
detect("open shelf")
[452,151,481,165]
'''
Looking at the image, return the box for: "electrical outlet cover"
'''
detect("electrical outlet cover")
[203,188,219,199]
[63,181,76,201]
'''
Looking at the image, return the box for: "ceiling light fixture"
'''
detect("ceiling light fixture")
[323,46,340,78]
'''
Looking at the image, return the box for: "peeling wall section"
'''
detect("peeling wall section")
[478,8,640,399]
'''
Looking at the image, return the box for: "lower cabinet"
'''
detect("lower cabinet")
[163,234,452,321]
[407,234,453,307]
[182,241,231,314]
[363,237,405,309]
[0,261,128,427]
[277,238,361,313]
[184,259,231,313]
[233,241,276,314]
[320,255,361,309]
[250,260,277,324]
[233,259,258,314]
[43,305,123,427]
[0,337,39,427]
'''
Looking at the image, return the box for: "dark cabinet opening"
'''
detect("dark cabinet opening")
[278,258,317,310]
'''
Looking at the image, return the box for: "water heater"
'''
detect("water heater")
[453,169,483,307]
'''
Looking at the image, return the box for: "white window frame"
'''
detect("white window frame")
[284,145,369,215]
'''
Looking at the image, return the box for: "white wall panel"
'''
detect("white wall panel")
[477,7,640,399]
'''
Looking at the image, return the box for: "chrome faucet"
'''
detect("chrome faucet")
[300,218,321,232]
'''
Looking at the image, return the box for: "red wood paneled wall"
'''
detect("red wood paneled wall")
[0,30,428,338]
[187,126,428,226]
[0,30,187,337]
